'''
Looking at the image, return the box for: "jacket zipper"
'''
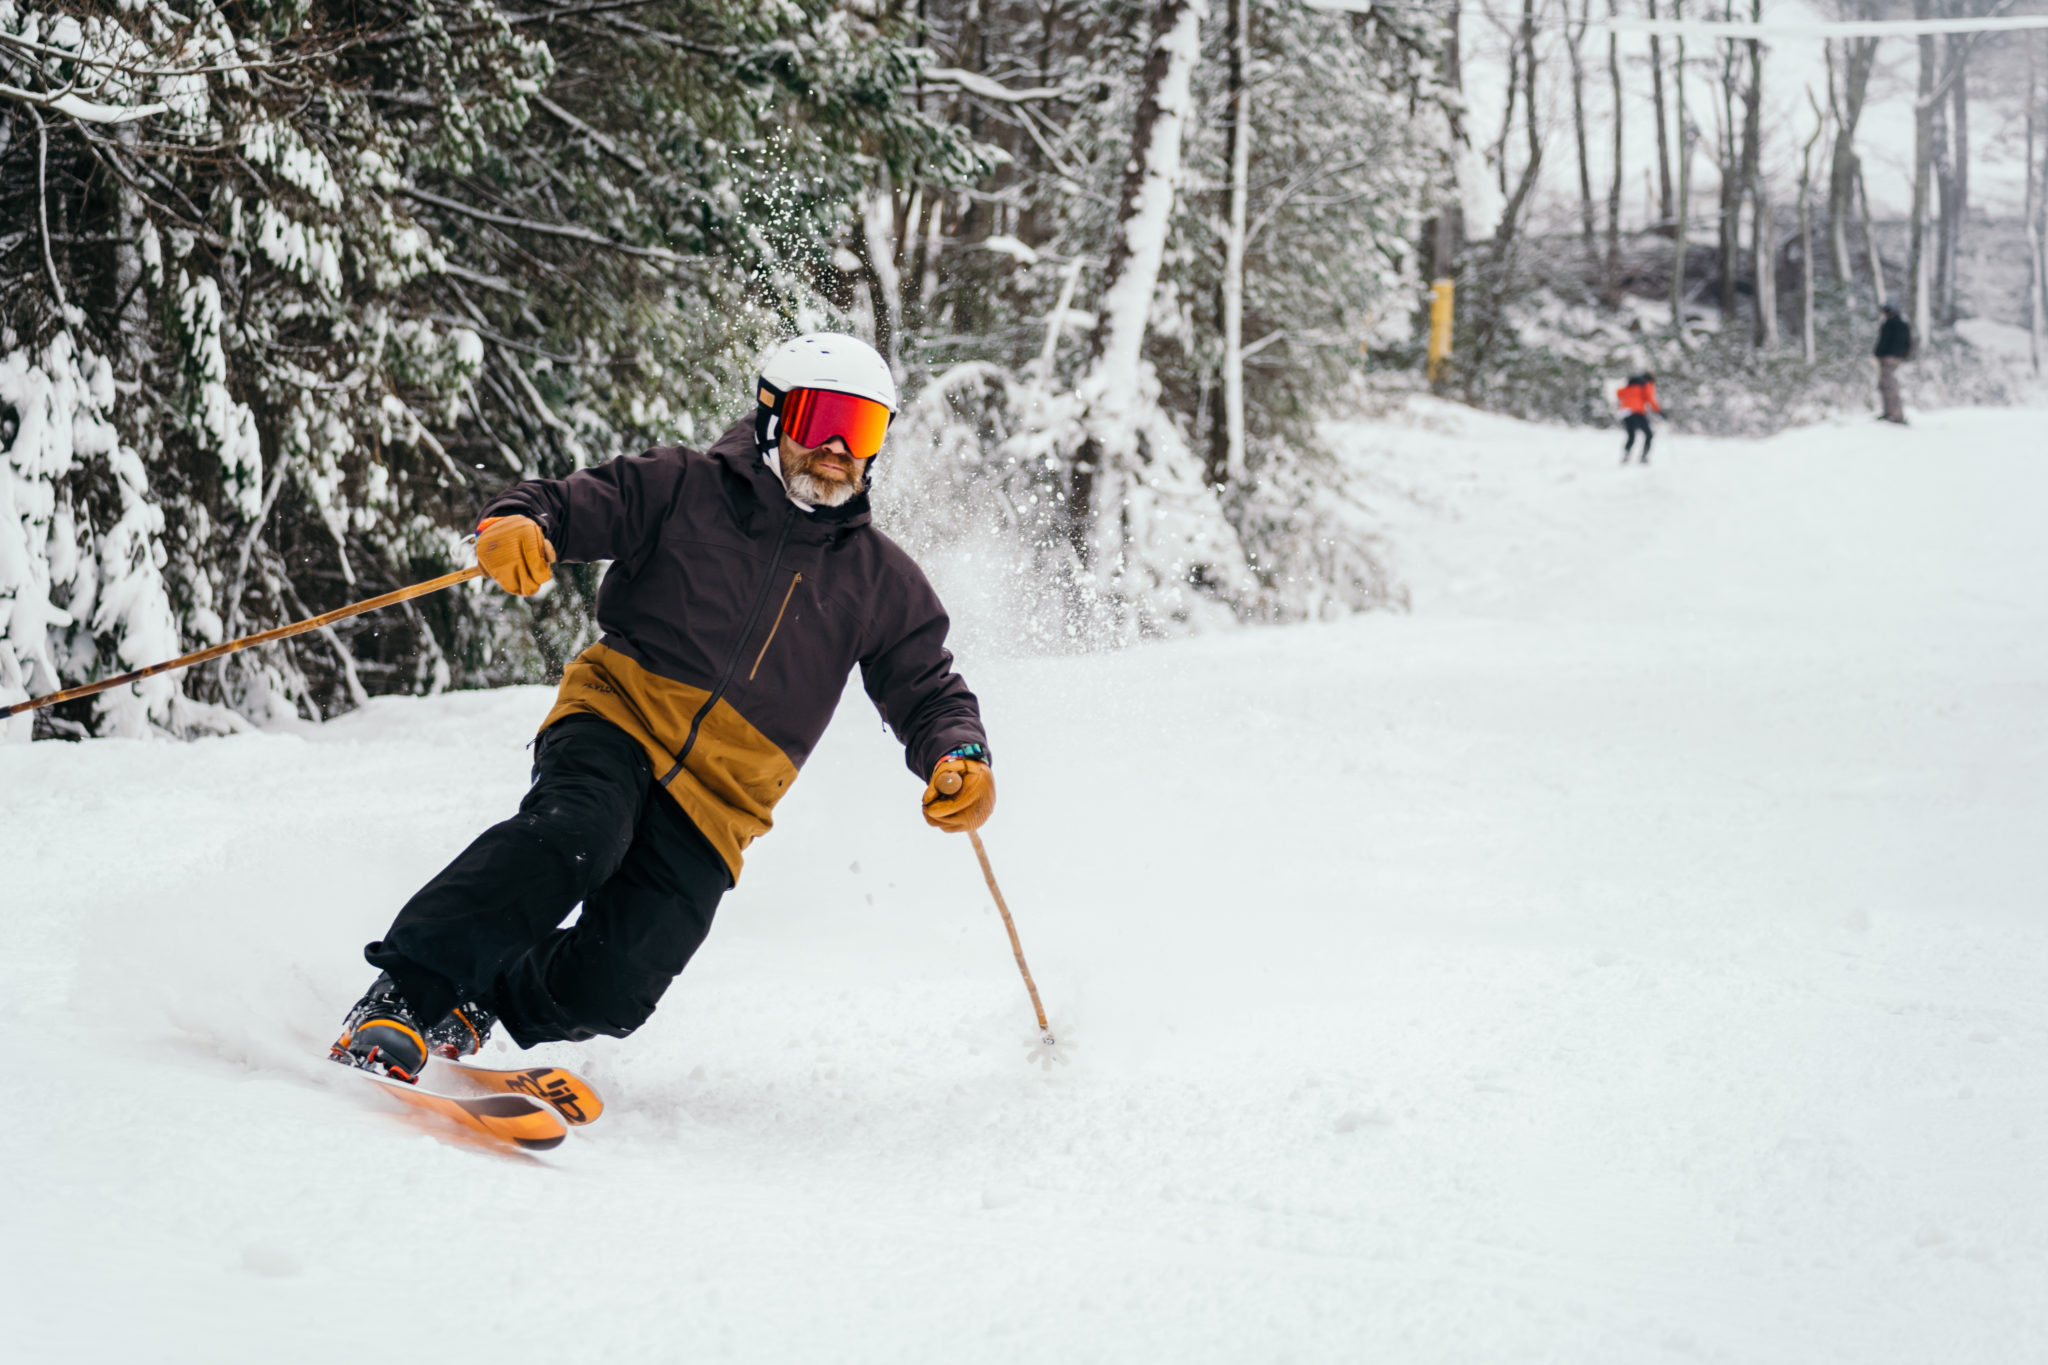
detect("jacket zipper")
[659,505,799,788]
[748,572,803,682]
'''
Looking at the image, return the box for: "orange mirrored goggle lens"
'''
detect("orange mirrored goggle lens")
[781,388,892,461]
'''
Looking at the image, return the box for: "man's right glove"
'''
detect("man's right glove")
[475,515,555,596]
[923,752,995,833]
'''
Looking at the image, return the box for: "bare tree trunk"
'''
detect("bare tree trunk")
[1718,25,1743,321]
[1799,90,1826,363]
[1068,0,1207,567]
[1521,0,1541,206]
[1671,0,1692,343]
[2031,32,2047,374]
[1941,46,1969,326]
[1752,189,1777,351]
[1088,0,1205,382]
[1495,19,1521,196]
[1825,21,1879,287]
[1910,4,1936,343]
[1744,13,1772,348]
[1568,0,1598,257]
[1426,1,1465,282]
[1472,0,1545,385]
[1932,63,1957,329]
[1749,197,1776,352]
[1605,0,1626,306]
[1915,3,2006,332]
[1648,0,1675,229]
[1217,0,1251,487]
[1857,159,1886,305]
[1492,0,1545,249]
[1824,40,1848,286]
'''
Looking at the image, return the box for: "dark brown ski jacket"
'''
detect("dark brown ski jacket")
[480,417,987,880]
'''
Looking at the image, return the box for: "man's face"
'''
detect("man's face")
[779,431,868,508]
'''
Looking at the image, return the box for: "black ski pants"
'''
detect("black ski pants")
[1621,412,1653,461]
[366,715,730,1047]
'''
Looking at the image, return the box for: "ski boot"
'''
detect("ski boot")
[425,999,496,1061]
[330,973,431,1082]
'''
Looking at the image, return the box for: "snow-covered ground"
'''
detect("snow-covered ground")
[5,404,2046,1362]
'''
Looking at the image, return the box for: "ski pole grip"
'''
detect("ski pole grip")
[936,769,964,796]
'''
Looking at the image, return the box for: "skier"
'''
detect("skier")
[331,334,995,1081]
[1616,371,1661,464]
[1874,302,1912,425]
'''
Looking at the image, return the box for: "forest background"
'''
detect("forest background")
[4,0,2046,735]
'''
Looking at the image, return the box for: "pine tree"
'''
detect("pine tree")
[1,0,958,732]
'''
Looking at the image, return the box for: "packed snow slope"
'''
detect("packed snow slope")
[5,403,2046,1363]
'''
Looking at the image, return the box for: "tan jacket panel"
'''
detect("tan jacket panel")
[540,643,797,880]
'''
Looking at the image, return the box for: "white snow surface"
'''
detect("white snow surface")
[5,403,2047,1361]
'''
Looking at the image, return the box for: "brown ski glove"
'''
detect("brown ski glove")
[922,755,995,833]
[475,515,556,596]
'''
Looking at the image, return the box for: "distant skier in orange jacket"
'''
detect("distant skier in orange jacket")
[1617,372,1660,465]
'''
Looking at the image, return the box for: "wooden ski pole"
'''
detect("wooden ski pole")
[937,770,1063,1062]
[0,565,486,720]
[970,829,1052,1039]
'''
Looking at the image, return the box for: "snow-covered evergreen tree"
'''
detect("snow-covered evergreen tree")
[1,0,961,734]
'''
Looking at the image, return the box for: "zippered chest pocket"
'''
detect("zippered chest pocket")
[749,572,803,681]
[736,573,863,698]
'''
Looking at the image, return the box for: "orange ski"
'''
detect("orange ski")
[346,1066,568,1151]
[437,1061,604,1127]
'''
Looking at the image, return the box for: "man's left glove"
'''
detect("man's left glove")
[475,515,556,596]
[922,754,995,833]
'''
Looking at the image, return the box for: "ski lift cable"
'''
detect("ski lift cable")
[1302,0,2048,41]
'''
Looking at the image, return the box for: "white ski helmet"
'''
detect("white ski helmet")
[755,332,897,421]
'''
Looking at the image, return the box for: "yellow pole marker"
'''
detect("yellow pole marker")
[1428,277,1456,386]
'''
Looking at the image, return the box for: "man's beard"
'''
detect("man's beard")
[784,458,860,508]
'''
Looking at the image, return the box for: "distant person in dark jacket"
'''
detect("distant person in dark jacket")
[1616,372,1661,464]
[1874,303,1912,425]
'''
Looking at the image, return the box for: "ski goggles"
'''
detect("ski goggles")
[778,387,893,460]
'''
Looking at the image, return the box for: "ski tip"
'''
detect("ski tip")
[440,1061,605,1126]
[341,1062,571,1153]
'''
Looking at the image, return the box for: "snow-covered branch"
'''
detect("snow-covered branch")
[920,66,1096,104]
[0,28,362,81]
[1,82,169,124]
[533,94,650,177]
[399,188,700,267]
